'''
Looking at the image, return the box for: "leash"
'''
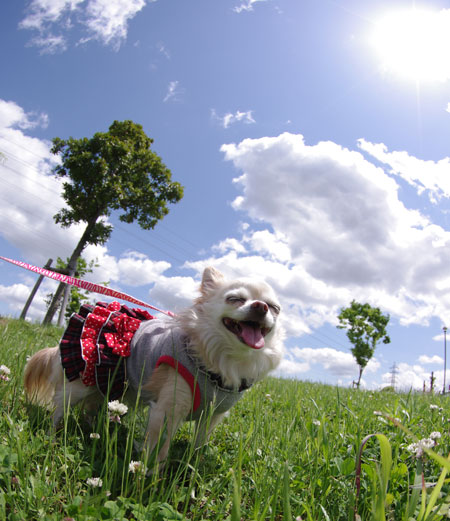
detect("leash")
[0,256,175,318]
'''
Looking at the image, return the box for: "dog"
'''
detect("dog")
[24,266,283,464]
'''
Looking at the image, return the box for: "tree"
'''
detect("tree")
[337,300,390,389]
[43,120,184,324]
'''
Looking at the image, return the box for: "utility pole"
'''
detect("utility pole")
[20,258,53,320]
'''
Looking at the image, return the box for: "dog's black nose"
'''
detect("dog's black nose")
[251,301,268,313]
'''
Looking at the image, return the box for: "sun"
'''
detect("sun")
[371,8,450,83]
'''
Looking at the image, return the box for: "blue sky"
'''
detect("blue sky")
[2,0,450,391]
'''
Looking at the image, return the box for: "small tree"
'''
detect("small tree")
[337,300,390,389]
[43,120,183,324]
[45,257,103,322]
[62,257,99,319]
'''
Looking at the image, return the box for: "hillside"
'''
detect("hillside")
[0,318,449,520]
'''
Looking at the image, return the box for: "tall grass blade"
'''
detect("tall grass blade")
[282,461,292,521]
[354,433,392,521]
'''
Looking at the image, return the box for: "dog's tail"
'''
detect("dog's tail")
[24,347,63,406]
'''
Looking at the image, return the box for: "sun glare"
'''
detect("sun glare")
[371,8,450,83]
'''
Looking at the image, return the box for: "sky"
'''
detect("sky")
[1,0,450,391]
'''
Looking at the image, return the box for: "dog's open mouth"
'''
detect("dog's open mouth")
[222,318,270,349]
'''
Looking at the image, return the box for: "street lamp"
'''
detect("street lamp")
[443,326,447,395]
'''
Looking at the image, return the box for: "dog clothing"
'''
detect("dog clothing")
[60,302,249,419]
[127,318,249,421]
[60,301,154,399]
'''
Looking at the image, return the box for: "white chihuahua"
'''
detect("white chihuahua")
[24,267,283,464]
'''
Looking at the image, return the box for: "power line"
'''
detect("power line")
[296,329,349,353]
[0,148,202,261]
[0,140,203,254]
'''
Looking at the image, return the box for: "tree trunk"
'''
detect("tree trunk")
[356,366,363,389]
[42,218,98,325]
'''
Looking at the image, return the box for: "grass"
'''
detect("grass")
[1,317,450,520]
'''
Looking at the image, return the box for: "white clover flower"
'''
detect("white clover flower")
[108,400,128,422]
[0,365,10,381]
[407,438,435,458]
[421,438,434,449]
[312,420,321,426]
[128,460,146,474]
[430,431,442,440]
[90,432,100,440]
[407,442,421,457]
[108,400,128,416]
[86,477,103,487]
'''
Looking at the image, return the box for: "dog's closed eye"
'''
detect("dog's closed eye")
[226,296,246,305]
[267,303,281,315]
[226,295,280,316]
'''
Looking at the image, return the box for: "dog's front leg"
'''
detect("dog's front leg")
[142,366,192,465]
[195,411,226,449]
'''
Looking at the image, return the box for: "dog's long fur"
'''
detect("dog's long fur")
[24,267,283,464]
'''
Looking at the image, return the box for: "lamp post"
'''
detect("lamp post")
[443,326,447,395]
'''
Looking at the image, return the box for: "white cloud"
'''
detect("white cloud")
[272,345,380,387]
[221,132,450,328]
[418,354,444,365]
[0,99,82,264]
[19,0,148,52]
[117,251,171,286]
[0,278,59,322]
[275,357,310,376]
[358,139,450,203]
[212,238,247,255]
[149,275,199,313]
[245,230,291,263]
[19,0,84,30]
[233,0,267,13]
[157,41,170,59]
[163,81,183,103]
[433,332,448,342]
[381,362,445,391]
[0,99,49,130]
[293,346,379,376]
[27,34,68,54]
[211,109,255,129]
[83,0,146,49]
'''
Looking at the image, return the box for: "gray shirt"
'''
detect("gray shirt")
[126,319,248,421]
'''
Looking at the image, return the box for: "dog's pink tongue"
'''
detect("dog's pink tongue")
[240,323,265,349]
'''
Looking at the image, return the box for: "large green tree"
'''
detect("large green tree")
[337,300,390,388]
[43,120,183,324]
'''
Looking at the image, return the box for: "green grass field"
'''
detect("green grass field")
[1,318,449,520]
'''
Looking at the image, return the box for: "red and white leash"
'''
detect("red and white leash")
[0,256,175,318]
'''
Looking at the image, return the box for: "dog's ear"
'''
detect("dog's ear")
[200,267,225,295]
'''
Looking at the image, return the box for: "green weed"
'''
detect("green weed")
[1,318,450,520]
